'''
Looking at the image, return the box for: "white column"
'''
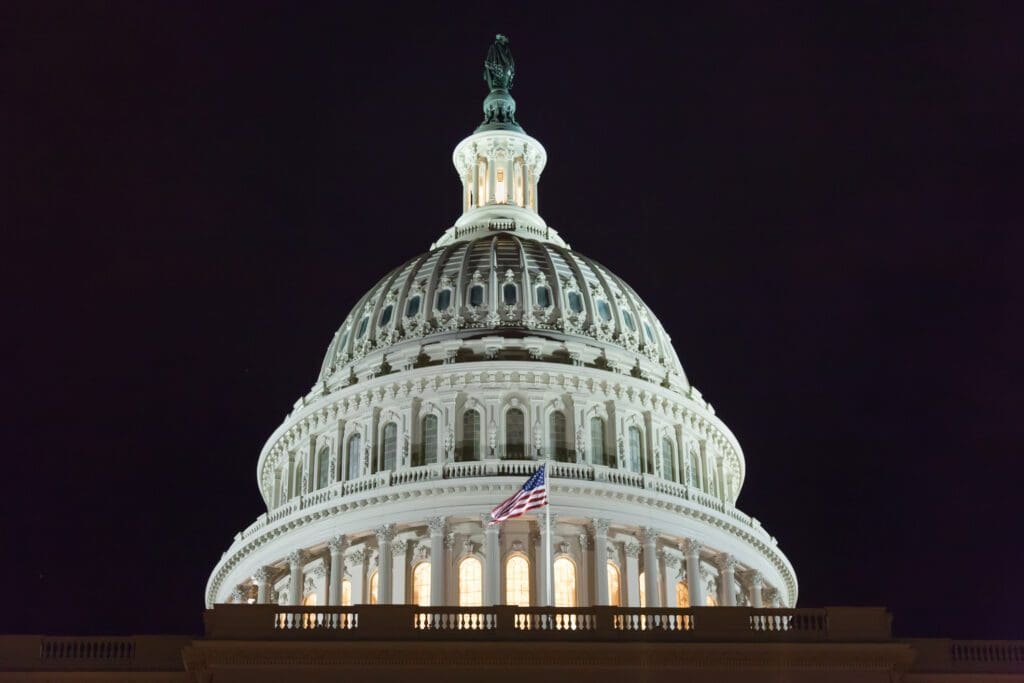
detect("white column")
[346,550,366,604]
[750,572,764,608]
[592,519,610,605]
[375,525,395,604]
[623,542,641,607]
[683,539,704,607]
[392,539,408,604]
[287,551,306,606]
[577,532,590,607]
[254,566,272,604]
[662,555,680,607]
[537,511,556,606]
[640,527,661,608]
[328,535,347,606]
[487,155,496,203]
[718,554,737,606]
[483,517,501,605]
[428,516,446,606]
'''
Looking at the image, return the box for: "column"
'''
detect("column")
[428,516,446,606]
[662,555,680,607]
[487,155,496,203]
[750,572,764,608]
[577,532,590,607]
[718,554,737,606]
[683,539,704,607]
[592,519,610,605]
[346,549,366,604]
[483,516,501,605]
[640,527,661,608]
[392,539,408,604]
[328,535,347,606]
[287,550,306,606]
[537,510,557,606]
[375,524,395,604]
[623,542,641,607]
[254,566,272,604]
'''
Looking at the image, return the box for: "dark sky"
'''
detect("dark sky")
[3,2,1021,639]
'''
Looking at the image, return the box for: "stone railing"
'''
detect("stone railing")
[0,635,190,671]
[203,604,891,643]
[905,638,1024,673]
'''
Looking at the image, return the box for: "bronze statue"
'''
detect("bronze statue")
[484,34,515,91]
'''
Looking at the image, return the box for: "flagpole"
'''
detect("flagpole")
[545,464,552,607]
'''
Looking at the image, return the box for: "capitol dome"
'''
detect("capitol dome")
[207,35,797,617]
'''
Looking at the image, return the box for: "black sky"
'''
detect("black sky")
[2,2,1022,639]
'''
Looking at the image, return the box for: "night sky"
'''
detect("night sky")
[3,3,1021,639]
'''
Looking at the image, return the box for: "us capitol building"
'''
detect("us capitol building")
[3,36,1021,683]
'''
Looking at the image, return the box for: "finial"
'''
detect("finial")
[478,34,521,132]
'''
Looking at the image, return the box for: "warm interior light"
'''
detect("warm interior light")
[495,167,507,203]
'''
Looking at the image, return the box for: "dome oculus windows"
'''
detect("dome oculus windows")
[468,284,485,307]
[379,305,394,328]
[405,295,421,317]
[502,283,518,306]
[596,299,612,322]
[567,291,584,314]
[436,288,452,311]
[356,316,369,339]
[535,285,551,308]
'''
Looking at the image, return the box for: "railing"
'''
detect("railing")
[904,638,1024,673]
[204,605,890,643]
[0,635,191,671]
[39,638,136,661]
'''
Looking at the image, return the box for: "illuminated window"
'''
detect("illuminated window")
[316,447,330,489]
[549,411,568,462]
[422,414,438,466]
[379,304,394,327]
[357,316,369,339]
[436,289,452,311]
[369,571,379,605]
[505,408,525,458]
[496,167,507,203]
[628,426,642,473]
[303,593,317,606]
[460,410,481,461]
[459,556,482,606]
[639,571,646,608]
[502,283,517,305]
[706,594,718,606]
[661,437,676,481]
[478,158,488,207]
[347,433,361,480]
[553,557,577,607]
[341,579,352,606]
[381,422,398,472]
[412,563,431,606]
[607,562,621,606]
[536,285,551,308]
[596,299,612,322]
[567,291,583,313]
[505,555,530,606]
[590,417,607,466]
[676,581,690,608]
[623,310,636,332]
[469,285,485,307]
[406,295,421,317]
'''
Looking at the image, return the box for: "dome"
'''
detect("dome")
[207,35,796,616]
[317,232,688,391]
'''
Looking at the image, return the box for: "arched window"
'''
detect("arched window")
[347,433,362,480]
[294,462,304,496]
[303,593,317,606]
[688,448,700,487]
[643,321,656,345]
[607,562,621,606]
[405,295,421,317]
[505,555,530,606]
[536,285,551,308]
[567,291,583,314]
[639,571,646,608]
[468,285,484,307]
[316,447,330,489]
[505,408,525,459]
[502,283,517,305]
[436,288,452,311]
[379,304,394,327]
[421,414,438,466]
[553,557,577,607]
[549,411,568,462]
[590,417,607,466]
[338,329,350,354]
[622,309,636,332]
[341,578,352,606]
[596,299,612,322]
[676,581,690,608]
[412,562,431,606]
[661,437,676,481]
[458,556,482,606]
[460,410,481,461]
[369,571,379,605]
[628,426,642,473]
[382,422,398,472]
[356,316,369,339]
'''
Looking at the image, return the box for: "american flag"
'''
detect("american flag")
[489,464,548,523]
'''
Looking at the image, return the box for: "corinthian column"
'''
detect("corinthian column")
[592,519,610,605]
[717,554,738,606]
[328,535,347,606]
[750,572,764,608]
[254,566,272,604]
[287,550,306,606]
[640,527,661,608]
[683,539,704,607]
[427,516,446,606]
[375,524,395,604]
[483,515,501,605]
